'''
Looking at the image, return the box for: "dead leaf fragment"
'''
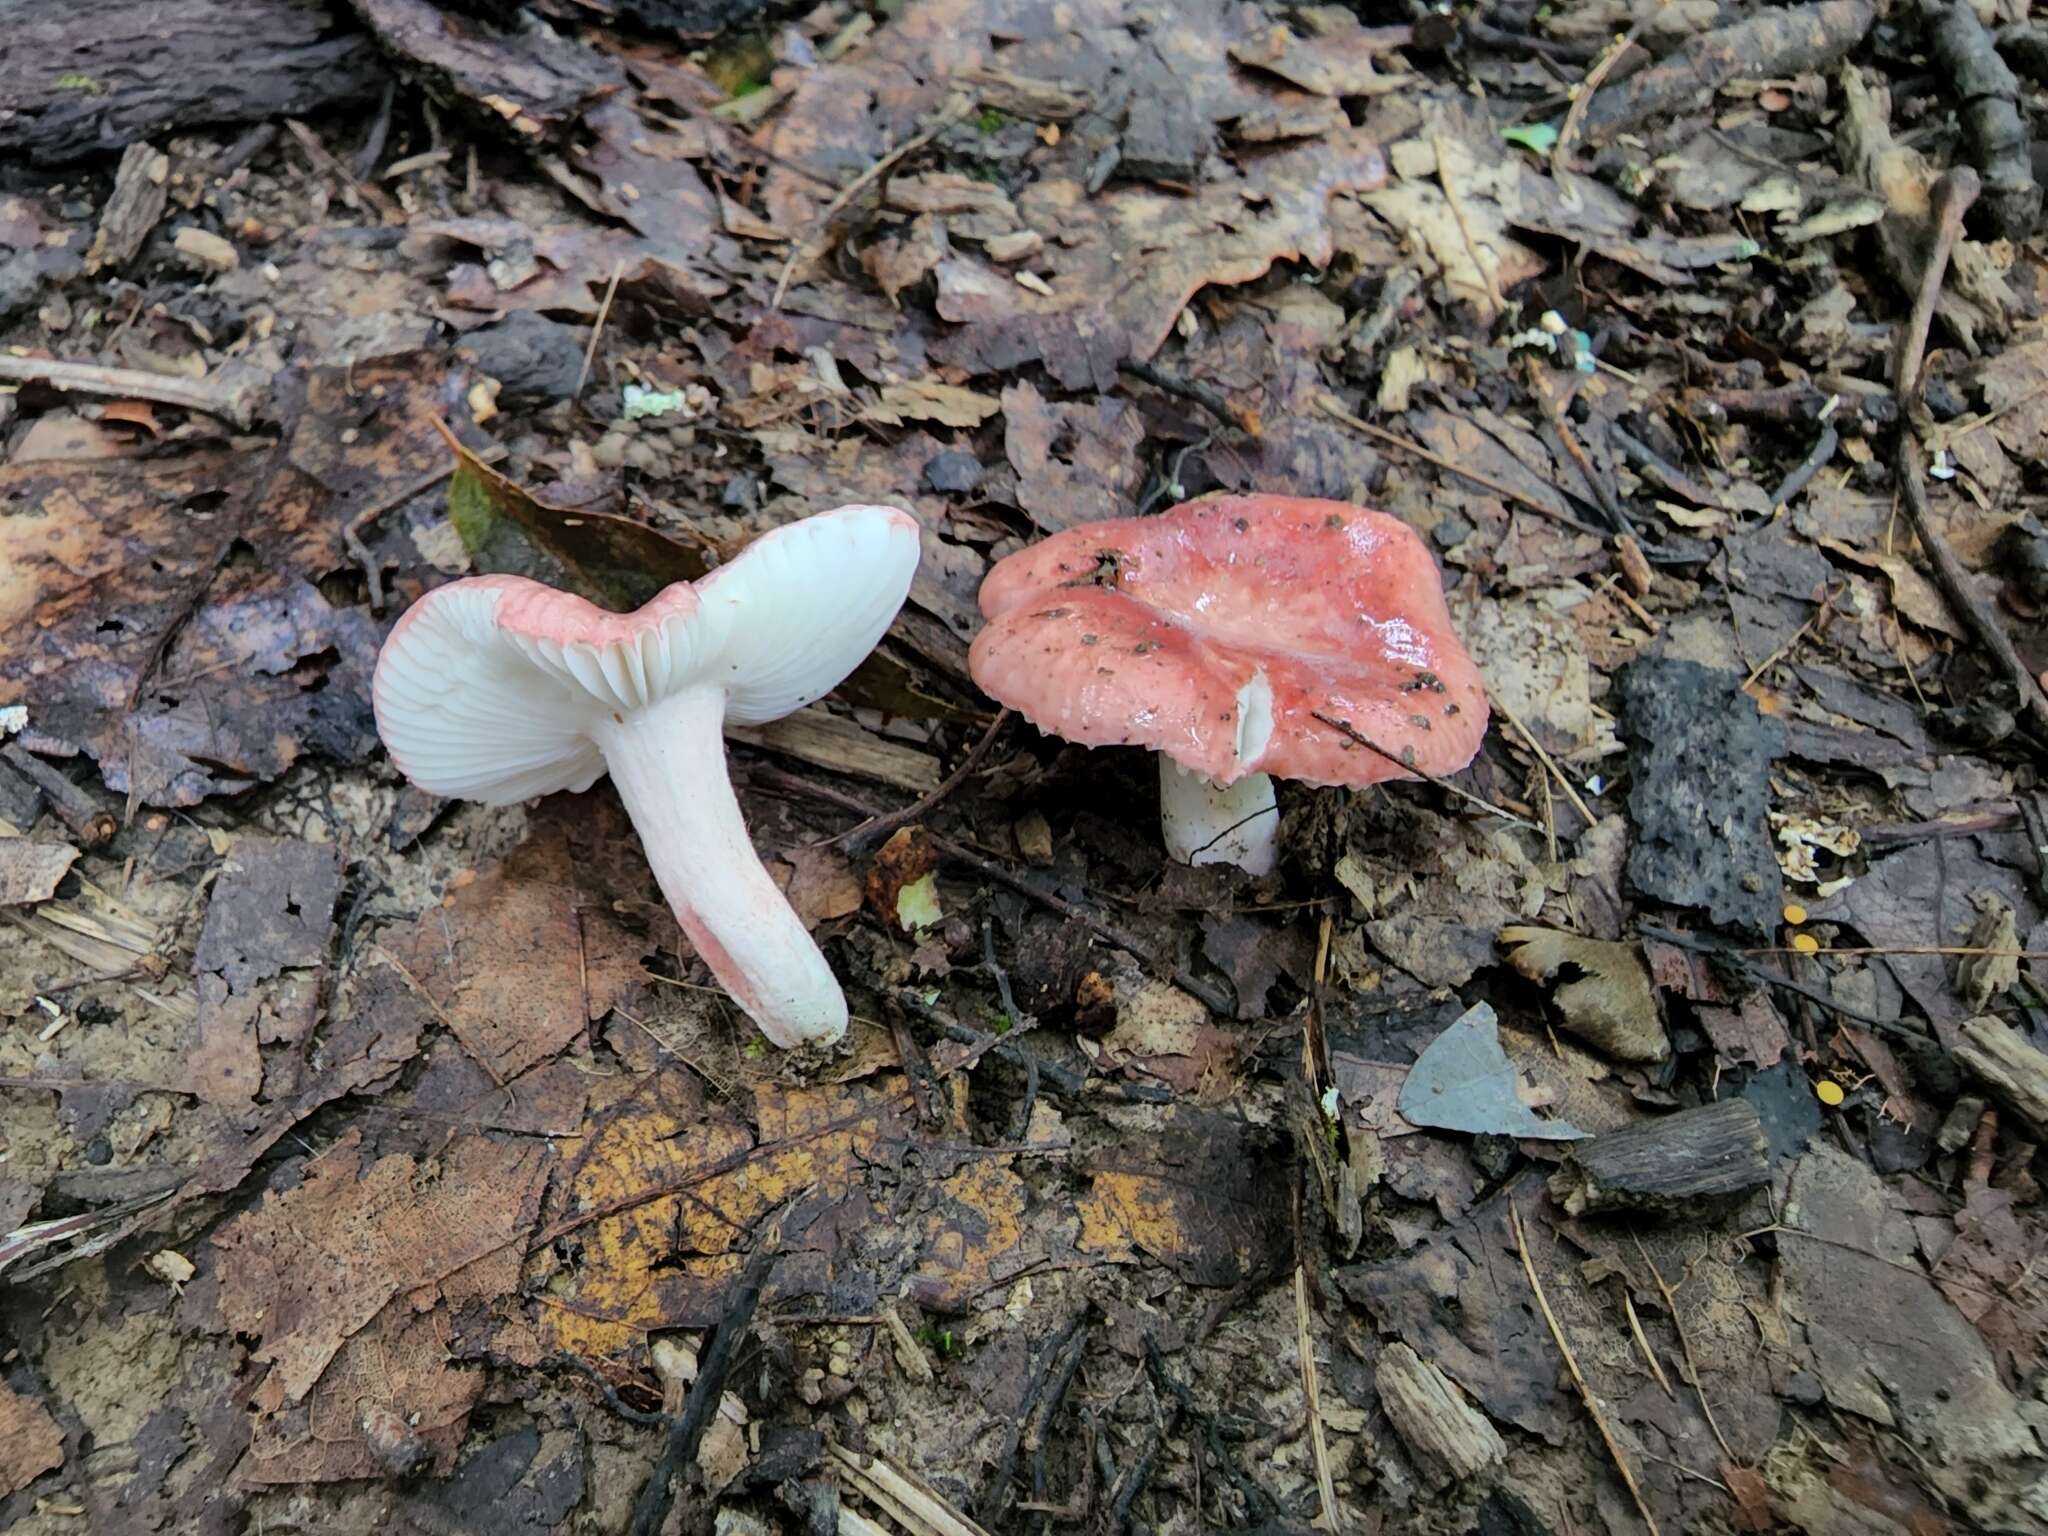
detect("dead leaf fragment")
[1500,927,1669,1063]
[1397,1003,1589,1140]
[0,838,77,906]
[862,378,1002,429]
[0,1384,64,1496]
[1958,892,2020,1012]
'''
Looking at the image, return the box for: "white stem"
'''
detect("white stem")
[595,684,846,1048]
[1158,757,1279,875]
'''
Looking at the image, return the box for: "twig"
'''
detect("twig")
[1487,688,1598,830]
[830,710,1011,853]
[1117,359,1261,437]
[898,991,1171,1105]
[1510,1202,1661,1536]
[0,354,261,429]
[284,118,400,220]
[343,464,460,614]
[577,260,626,398]
[1634,1238,1735,1465]
[1635,924,1928,1041]
[1898,445,2048,739]
[1768,423,1839,513]
[1293,1267,1345,1535]
[1525,356,1633,537]
[1317,395,1611,538]
[1310,711,1545,833]
[1740,587,1836,691]
[749,764,1234,1014]
[1620,1286,1676,1399]
[1433,131,1506,312]
[1552,25,1642,182]
[1609,424,1720,508]
[1895,167,1979,397]
[1,744,115,846]
[979,1310,1090,1524]
[627,1226,782,1536]
[771,100,968,309]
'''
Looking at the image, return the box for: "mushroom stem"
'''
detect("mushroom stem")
[1158,757,1279,876]
[594,684,847,1048]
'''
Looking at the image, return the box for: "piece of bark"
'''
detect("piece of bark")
[1375,1343,1507,1491]
[1956,1016,2048,1135]
[85,142,169,274]
[1931,2,2041,241]
[0,0,387,167]
[1548,1099,1770,1218]
[1582,1,1875,140]
[0,757,45,831]
[0,745,114,847]
[343,0,623,142]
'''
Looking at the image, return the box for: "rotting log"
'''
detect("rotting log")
[1375,1343,1506,1491]
[0,0,387,167]
[1957,1016,2048,1136]
[1548,1099,1769,1219]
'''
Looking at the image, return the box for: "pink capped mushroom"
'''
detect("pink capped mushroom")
[372,503,922,1049]
[968,494,1488,876]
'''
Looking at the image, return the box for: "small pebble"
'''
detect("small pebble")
[625,439,660,471]
[592,433,627,469]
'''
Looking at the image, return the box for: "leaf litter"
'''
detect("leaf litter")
[6,0,2048,1531]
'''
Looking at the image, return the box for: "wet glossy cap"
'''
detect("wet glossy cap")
[968,494,1488,786]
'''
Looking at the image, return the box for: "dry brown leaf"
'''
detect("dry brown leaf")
[0,838,77,906]
[372,831,645,1083]
[1501,927,1668,1063]
[213,1129,549,1406]
[779,844,864,928]
[0,1384,64,1496]
[1077,1108,1288,1286]
[1002,379,1146,531]
[862,377,1002,429]
[1228,20,1411,96]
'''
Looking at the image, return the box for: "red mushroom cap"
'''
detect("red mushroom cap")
[968,494,1488,787]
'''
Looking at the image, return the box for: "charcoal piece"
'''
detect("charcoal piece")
[1616,657,1784,934]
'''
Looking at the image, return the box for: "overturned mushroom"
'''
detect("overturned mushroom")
[968,494,1488,874]
[372,503,922,1048]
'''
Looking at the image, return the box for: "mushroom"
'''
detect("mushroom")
[967,494,1488,875]
[372,503,922,1048]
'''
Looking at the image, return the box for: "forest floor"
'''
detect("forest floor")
[5,0,2048,1533]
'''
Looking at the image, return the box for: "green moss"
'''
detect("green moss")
[977,107,1006,134]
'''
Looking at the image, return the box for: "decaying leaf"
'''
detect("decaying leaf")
[866,826,942,932]
[213,1129,549,1406]
[1500,926,1669,1063]
[1958,892,2021,1013]
[371,828,646,1083]
[1077,1108,1289,1286]
[0,1384,64,1496]
[1398,1003,1589,1140]
[0,838,77,906]
[861,378,1001,429]
[179,837,342,1112]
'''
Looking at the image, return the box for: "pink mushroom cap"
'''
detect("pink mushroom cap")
[968,494,1488,787]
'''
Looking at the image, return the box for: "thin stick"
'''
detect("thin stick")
[1511,1203,1661,1535]
[1895,168,1979,398]
[343,464,457,614]
[1750,944,2048,959]
[1433,131,1506,312]
[1293,1267,1346,1535]
[0,354,260,429]
[1317,395,1610,537]
[771,100,967,309]
[828,709,1011,853]
[1621,1286,1675,1399]
[1488,688,1598,830]
[1898,446,2048,739]
[1634,1238,1735,1465]
[576,260,626,398]
[1740,590,1835,691]
[1117,359,1262,438]
[1310,711,1545,833]
[1551,25,1640,183]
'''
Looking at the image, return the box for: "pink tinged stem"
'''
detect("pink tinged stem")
[593,683,847,1048]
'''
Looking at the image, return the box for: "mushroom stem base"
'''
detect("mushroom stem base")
[1158,758,1279,875]
[595,684,847,1048]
